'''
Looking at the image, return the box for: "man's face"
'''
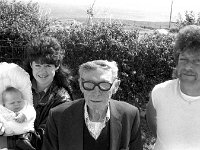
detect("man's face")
[3,92,25,112]
[30,61,59,88]
[79,68,119,111]
[177,50,200,84]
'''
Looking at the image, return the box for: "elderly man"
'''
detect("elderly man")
[146,25,200,150]
[42,60,142,150]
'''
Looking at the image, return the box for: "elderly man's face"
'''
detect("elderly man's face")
[79,68,119,111]
[177,50,200,84]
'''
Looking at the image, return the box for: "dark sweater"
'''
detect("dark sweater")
[83,121,110,150]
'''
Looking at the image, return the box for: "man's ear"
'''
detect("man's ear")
[30,62,33,69]
[78,78,84,92]
[112,79,121,94]
[55,64,60,71]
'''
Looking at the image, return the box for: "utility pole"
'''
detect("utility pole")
[87,0,96,25]
[169,0,173,29]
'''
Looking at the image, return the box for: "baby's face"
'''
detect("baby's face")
[3,92,25,112]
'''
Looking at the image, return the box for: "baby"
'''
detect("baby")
[0,86,36,136]
[2,87,28,123]
[0,62,36,136]
[0,62,36,149]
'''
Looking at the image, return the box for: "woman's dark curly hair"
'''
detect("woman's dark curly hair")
[23,36,73,97]
[174,25,200,65]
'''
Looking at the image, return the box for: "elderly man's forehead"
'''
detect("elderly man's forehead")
[82,67,112,75]
[81,68,114,83]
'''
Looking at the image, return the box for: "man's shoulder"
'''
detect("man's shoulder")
[51,98,84,113]
[153,79,178,92]
[111,99,139,113]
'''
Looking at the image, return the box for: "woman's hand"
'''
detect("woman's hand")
[0,123,5,136]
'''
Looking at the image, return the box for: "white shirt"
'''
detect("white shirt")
[84,104,110,140]
[152,79,200,150]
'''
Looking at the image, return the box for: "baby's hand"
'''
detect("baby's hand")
[14,113,26,123]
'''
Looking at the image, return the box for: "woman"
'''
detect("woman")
[0,36,73,149]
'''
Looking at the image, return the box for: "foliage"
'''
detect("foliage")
[136,32,175,105]
[142,117,156,150]
[0,0,53,65]
[0,0,52,44]
[176,11,200,29]
[49,22,176,108]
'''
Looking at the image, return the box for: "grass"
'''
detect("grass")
[141,115,156,150]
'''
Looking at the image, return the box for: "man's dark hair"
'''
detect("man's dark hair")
[174,25,200,64]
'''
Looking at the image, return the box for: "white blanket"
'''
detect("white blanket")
[0,105,35,135]
[0,62,36,135]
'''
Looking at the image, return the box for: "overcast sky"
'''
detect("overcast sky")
[22,0,200,22]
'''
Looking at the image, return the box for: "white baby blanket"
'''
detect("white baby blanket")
[0,62,35,135]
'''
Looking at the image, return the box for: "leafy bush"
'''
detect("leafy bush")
[50,22,176,109]
[0,0,52,65]
[176,11,200,29]
[134,32,175,107]
[0,0,51,43]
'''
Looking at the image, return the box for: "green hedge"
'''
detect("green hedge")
[0,0,51,43]
[50,22,176,108]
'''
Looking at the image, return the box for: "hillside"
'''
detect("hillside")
[57,17,176,29]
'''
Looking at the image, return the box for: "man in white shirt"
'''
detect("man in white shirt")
[146,25,200,150]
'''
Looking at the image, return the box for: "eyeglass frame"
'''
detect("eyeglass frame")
[81,78,117,91]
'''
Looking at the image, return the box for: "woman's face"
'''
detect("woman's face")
[30,61,59,88]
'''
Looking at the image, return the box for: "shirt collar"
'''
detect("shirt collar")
[84,102,110,123]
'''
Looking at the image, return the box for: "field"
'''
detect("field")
[58,17,177,33]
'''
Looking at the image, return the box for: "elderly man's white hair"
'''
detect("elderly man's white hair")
[79,60,119,79]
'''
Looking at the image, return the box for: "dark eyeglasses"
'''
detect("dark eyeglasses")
[81,80,114,91]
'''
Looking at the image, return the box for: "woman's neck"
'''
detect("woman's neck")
[36,82,52,92]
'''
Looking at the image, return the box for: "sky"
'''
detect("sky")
[22,0,200,22]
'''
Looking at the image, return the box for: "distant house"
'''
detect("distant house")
[63,19,82,28]
[155,29,169,35]
[49,23,64,32]
[50,19,82,31]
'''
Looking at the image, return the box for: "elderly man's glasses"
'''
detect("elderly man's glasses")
[81,80,114,91]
